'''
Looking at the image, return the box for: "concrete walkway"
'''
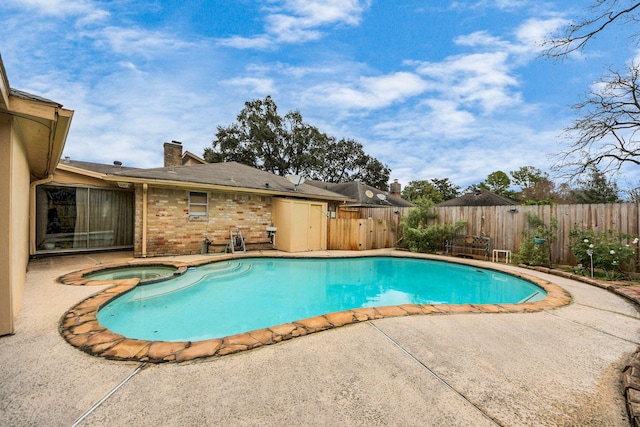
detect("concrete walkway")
[1,250,639,426]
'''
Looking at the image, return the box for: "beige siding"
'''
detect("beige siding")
[0,115,31,335]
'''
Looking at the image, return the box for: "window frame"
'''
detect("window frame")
[188,191,209,217]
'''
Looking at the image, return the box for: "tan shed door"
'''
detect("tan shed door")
[290,202,310,252]
[308,203,324,250]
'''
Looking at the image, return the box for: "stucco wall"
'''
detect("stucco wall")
[134,186,273,257]
[0,115,30,335]
[11,122,30,321]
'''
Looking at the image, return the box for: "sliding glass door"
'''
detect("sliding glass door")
[36,185,134,252]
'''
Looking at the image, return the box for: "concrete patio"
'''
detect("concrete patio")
[1,250,639,426]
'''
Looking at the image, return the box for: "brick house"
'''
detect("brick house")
[32,142,349,257]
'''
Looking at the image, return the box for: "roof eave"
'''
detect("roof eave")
[56,162,107,179]
[102,175,353,202]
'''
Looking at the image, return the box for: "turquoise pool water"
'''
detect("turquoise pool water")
[85,265,177,281]
[97,257,546,342]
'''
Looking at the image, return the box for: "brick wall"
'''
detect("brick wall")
[134,186,273,257]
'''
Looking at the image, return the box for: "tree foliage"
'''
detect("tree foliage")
[480,171,511,194]
[510,166,558,204]
[570,165,621,203]
[204,96,391,189]
[401,178,460,203]
[474,171,516,198]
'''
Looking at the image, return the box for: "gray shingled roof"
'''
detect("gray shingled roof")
[436,189,517,206]
[62,159,139,174]
[10,88,61,106]
[308,180,414,207]
[108,161,349,200]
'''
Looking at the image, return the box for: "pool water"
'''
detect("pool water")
[85,266,177,281]
[97,257,546,342]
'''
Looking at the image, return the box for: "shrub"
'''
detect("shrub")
[403,222,467,253]
[401,198,466,253]
[514,212,557,267]
[569,228,637,279]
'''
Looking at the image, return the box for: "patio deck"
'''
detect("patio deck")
[1,249,639,426]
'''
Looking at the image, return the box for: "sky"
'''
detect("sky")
[1,0,639,191]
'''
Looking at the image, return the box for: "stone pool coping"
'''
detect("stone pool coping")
[58,252,572,364]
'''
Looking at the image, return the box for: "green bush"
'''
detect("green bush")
[569,228,637,279]
[401,198,466,253]
[514,212,557,267]
[403,222,467,253]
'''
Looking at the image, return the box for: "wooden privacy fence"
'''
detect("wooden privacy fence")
[432,203,640,268]
[328,218,397,250]
[327,207,412,250]
[326,203,640,268]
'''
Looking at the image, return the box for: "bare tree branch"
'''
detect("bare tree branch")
[552,64,640,180]
[543,1,640,59]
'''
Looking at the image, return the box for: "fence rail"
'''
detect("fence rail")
[327,203,640,269]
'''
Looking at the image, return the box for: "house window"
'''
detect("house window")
[189,191,208,217]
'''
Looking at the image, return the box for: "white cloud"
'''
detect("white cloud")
[216,35,274,50]
[221,77,277,95]
[454,31,509,49]
[514,17,568,54]
[5,0,106,17]
[92,26,197,57]
[303,72,428,109]
[218,0,370,48]
[414,52,520,113]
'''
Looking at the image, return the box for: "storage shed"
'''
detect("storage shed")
[272,198,328,252]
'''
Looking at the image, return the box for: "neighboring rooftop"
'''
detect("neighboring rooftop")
[436,189,517,207]
[308,181,413,208]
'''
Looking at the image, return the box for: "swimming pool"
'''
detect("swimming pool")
[97,257,546,342]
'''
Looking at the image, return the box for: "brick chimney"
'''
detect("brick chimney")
[163,141,183,168]
[390,179,401,196]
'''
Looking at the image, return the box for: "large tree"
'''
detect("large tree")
[401,178,460,203]
[478,171,516,198]
[510,166,558,204]
[570,165,621,203]
[204,96,390,189]
[543,1,640,179]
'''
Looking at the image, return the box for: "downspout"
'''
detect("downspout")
[29,174,54,255]
[142,183,148,258]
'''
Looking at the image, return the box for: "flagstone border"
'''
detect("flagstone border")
[58,253,572,364]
